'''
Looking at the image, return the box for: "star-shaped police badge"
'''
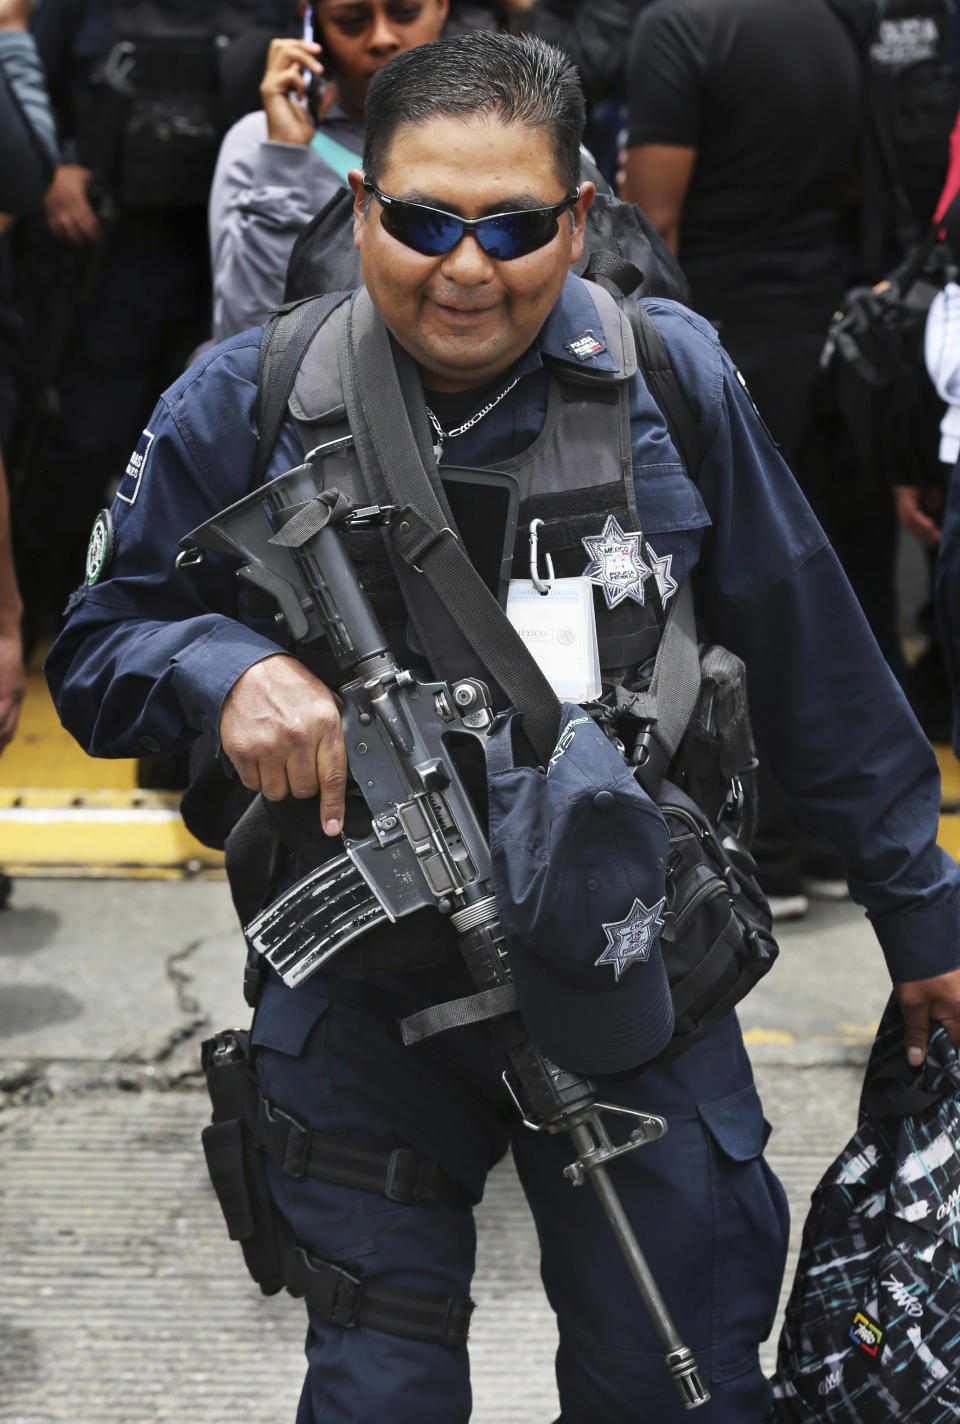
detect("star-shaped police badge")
[645,543,678,606]
[595,896,667,981]
[582,514,653,609]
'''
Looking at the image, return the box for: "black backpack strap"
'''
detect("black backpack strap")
[630,304,702,479]
[252,290,352,489]
[582,247,645,298]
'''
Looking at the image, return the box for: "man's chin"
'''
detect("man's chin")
[415,332,515,386]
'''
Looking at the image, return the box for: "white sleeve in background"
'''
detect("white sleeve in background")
[207,111,345,344]
[925,283,960,466]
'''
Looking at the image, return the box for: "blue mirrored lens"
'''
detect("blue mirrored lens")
[475,212,558,259]
[387,206,464,255]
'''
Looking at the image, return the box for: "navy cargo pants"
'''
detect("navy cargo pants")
[252,959,789,1423]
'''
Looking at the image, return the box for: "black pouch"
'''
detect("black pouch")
[200,1028,289,1295]
[657,779,778,1058]
[654,644,776,1057]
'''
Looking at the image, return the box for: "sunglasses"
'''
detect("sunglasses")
[362,178,580,260]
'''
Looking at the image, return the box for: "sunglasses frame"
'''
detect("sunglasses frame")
[361,177,581,260]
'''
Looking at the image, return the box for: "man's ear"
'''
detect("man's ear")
[569,181,596,265]
[348,168,366,249]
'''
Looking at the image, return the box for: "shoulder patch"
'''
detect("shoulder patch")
[565,329,607,362]
[118,428,154,504]
[85,509,115,585]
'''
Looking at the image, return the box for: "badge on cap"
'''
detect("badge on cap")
[85,508,115,585]
[582,514,652,609]
[595,896,666,981]
[565,329,607,362]
[117,428,154,505]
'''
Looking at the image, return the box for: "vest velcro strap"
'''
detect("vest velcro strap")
[286,1246,474,1347]
[254,1093,475,1208]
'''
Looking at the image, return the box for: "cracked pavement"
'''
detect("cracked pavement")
[0,876,892,1422]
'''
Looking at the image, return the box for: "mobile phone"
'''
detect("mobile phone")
[300,2,326,122]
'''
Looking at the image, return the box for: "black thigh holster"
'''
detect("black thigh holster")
[201,1028,289,1293]
[200,1028,475,1349]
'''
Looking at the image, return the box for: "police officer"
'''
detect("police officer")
[47,31,960,1424]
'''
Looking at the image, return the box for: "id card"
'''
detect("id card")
[506,577,601,702]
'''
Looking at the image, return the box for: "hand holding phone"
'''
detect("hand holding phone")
[259,34,324,145]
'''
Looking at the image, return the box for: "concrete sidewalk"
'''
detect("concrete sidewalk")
[0,876,890,1423]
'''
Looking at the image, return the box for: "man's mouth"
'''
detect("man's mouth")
[432,300,499,317]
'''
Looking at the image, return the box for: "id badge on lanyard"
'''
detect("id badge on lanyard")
[506,575,602,703]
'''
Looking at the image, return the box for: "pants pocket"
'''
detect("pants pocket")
[698,1082,790,1383]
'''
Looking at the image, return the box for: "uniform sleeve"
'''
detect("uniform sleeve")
[209,112,342,344]
[0,30,59,213]
[625,0,707,149]
[681,330,960,984]
[45,345,289,760]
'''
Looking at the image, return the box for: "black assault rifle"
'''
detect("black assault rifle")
[177,455,710,1409]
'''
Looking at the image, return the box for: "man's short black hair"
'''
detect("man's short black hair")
[362,32,585,196]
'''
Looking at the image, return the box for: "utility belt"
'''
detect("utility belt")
[200,1027,475,1348]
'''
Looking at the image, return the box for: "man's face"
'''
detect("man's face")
[350,115,594,392]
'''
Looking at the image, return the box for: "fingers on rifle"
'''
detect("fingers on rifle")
[316,717,346,835]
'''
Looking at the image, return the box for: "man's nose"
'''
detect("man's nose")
[438,234,497,284]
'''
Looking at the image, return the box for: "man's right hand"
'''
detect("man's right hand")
[43,164,101,244]
[219,655,346,834]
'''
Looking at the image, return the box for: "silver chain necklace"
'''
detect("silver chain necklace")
[425,374,521,461]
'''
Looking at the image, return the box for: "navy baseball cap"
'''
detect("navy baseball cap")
[486,704,675,1075]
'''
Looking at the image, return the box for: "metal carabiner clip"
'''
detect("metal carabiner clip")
[528,518,554,596]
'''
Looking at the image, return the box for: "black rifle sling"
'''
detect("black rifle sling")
[342,287,564,766]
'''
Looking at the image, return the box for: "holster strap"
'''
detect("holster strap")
[286,1245,474,1348]
[254,1094,475,1209]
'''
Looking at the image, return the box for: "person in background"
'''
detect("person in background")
[208,0,448,344]
[9,0,298,655]
[620,0,868,920]
[0,0,58,906]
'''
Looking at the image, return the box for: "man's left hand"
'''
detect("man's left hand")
[894,966,960,1064]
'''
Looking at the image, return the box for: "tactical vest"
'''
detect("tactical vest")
[83,0,256,211]
[263,283,672,963]
[285,282,667,690]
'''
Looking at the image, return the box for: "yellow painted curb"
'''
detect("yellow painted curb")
[938,813,960,864]
[937,743,960,810]
[0,792,224,878]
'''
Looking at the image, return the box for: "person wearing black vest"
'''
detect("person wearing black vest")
[8,0,299,650]
[46,31,960,1424]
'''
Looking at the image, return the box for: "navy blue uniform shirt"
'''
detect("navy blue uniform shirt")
[46,274,960,985]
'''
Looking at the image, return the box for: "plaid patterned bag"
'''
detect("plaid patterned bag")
[771,997,960,1421]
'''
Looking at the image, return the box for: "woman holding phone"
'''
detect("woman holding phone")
[209,0,449,343]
